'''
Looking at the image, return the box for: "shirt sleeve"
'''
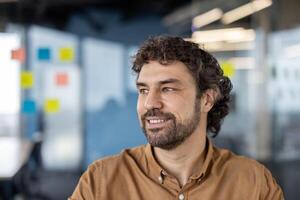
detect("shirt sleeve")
[68,163,100,200]
[260,165,284,200]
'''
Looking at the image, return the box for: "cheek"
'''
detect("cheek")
[136,97,144,118]
[164,98,195,121]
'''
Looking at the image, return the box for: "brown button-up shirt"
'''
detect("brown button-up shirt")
[69,138,284,200]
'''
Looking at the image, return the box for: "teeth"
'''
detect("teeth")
[149,119,165,124]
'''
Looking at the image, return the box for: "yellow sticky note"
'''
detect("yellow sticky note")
[21,72,34,89]
[44,99,60,113]
[59,47,74,62]
[221,62,235,78]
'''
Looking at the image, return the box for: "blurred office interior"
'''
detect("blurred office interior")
[0,0,299,199]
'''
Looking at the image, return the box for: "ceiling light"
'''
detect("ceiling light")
[184,39,254,52]
[192,27,256,43]
[222,0,273,24]
[192,8,223,29]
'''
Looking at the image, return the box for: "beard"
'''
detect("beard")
[141,100,200,150]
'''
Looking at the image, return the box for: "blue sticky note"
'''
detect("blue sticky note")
[22,99,36,113]
[37,47,51,61]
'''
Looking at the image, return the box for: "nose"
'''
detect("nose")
[144,90,163,110]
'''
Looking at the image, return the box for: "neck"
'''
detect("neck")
[153,116,207,187]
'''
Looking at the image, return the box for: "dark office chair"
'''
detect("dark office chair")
[13,138,81,200]
[13,139,49,199]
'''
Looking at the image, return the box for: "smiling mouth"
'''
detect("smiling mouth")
[145,118,171,129]
[148,119,166,124]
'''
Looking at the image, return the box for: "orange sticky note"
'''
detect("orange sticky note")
[11,48,26,63]
[56,72,69,86]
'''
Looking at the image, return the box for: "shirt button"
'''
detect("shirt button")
[179,193,185,200]
[158,176,163,184]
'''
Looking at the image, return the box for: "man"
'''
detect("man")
[69,36,284,199]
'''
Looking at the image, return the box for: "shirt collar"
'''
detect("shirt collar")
[190,137,214,179]
[144,137,214,181]
[145,143,165,179]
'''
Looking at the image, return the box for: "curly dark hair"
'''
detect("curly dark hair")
[132,36,232,137]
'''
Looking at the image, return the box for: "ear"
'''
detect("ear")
[200,89,219,113]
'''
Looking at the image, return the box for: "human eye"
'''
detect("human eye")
[162,87,176,92]
[138,88,149,94]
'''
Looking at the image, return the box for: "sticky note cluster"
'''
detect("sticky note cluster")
[37,47,74,62]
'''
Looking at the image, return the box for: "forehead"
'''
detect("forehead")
[137,60,194,85]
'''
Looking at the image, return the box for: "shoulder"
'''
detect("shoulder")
[69,145,147,199]
[211,146,284,199]
[88,144,147,175]
[212,146,265,175]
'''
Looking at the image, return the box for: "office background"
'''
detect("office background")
[0,0,300,199]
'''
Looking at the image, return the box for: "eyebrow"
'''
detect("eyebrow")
[136,78,181,87]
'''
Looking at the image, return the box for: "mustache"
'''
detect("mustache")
[141,109,175,120]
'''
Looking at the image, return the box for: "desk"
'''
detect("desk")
[0,136,32,179]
